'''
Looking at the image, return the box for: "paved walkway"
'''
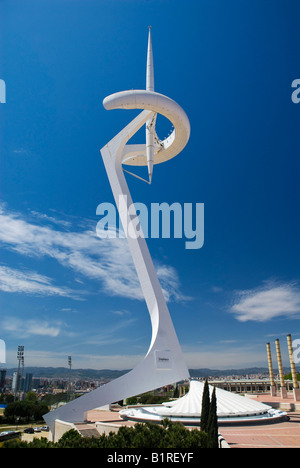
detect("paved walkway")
[219,393,300,448]
[84,394,300,449]
[219,412,300,448]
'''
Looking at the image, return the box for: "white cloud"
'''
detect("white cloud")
[0,265,75,298]
[230,282,300,322]
[155,264,192,302]
[30,210,71,228]
[2,317,64,338]
[0,204,187,302]
[111,310,131,316]
[210,286,223,293]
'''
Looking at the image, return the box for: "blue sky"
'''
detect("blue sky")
[1,0,300,371]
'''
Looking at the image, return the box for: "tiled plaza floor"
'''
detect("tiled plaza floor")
[219,393,300,448]
[83,394,300,448]
[219,411,300,448]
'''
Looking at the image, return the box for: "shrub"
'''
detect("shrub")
[3,401,48,424]
[2,420,208,448]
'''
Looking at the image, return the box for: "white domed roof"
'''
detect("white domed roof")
[159,380,272,418]
[120,379,287,424]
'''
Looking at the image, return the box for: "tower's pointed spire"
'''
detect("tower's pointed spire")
[146,26,154,92]
[146,26,155,183]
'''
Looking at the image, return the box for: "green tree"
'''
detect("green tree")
[125,396,138,405]
[207,386,218,449]
[284,372,300,381]
[3,400,48,424]
[56,429,82,448]
[3,421,208,449]
[25,391,38,403]
[0,393,14,404]
[41,392,69,406]
[3,437,53,448]
[162,419,207,448]
[200,379,210,432]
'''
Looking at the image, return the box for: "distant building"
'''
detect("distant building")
[24,373,33,393]
[32,377,41,389]
[12,371,20,393]
[0,369,6,391]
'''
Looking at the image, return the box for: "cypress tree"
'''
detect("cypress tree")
[207,386,218,448]
[173,385,179,399]
[200,379,210,433]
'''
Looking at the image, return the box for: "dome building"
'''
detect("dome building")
[120,380,287,425]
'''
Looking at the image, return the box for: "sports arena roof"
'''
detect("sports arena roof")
[120,380,287,425]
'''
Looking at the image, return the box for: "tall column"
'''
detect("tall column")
[287,334,300,401]
[266,342,276,396]
[275,339,287,398]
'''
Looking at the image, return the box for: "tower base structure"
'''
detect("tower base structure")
[280,386,288,399]
[293,388,300,402]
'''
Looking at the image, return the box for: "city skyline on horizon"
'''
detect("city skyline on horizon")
[1,0,300,372]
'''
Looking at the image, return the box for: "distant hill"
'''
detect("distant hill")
[4,367,129,380]
[4,366,297,380]
[190,367,275,378]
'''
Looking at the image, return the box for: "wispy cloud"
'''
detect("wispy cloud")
[111,309,131,316]
[210,286,223,293]
[30,210,71,229]
[0,265,75,298]
[155,264,192,302]
[79,318,138,348]
[0,203,187,302]
[230,281,300,322]
[12,148,30,155]
[2,317,65,338]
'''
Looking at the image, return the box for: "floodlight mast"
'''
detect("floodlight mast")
[68,356,72,401]
[14,345,24,401]
[44,29,190,439]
